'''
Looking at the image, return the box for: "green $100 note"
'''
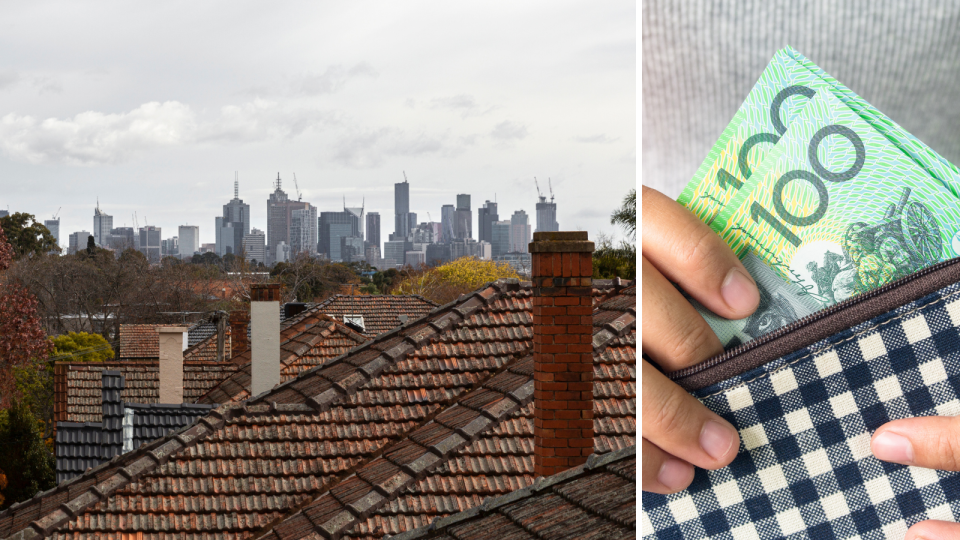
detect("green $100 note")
[713,87,960,306]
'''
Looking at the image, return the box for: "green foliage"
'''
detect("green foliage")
[0,400,55,510]
[372,268,399,292]
[193,252,222,265]
[611,189,637,239]
[50,332,114,363]
[271,256,362,302]
[593,236,636,280]
[0,213,59,259]
[86,235,96,254]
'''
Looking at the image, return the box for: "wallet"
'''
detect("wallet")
[642,258,960,539]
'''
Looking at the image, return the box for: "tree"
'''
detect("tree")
[86,235,96,254]
[593,189,637,280]
[0,227,53,408]
[391,257,519,304]
[611,188,636,240]
[0,400,56,510]
[51,332,114,363]
[0,213,58,259]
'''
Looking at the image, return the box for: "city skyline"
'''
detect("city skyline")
[0,2,635,247]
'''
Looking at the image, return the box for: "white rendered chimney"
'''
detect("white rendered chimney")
[158,326,190,403]
[250,284,281,396]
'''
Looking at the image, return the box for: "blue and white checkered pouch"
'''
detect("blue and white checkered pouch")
[642,260,960,539]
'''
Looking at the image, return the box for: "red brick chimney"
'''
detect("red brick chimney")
[230,310,250,356]
[530,231,595,477]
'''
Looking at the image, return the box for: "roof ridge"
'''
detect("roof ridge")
[385,445,637,540]
[256,354,537,540]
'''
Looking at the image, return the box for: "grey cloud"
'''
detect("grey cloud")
[199,99,339,142]
[33,76,63,95]
[0,72,20,90]
[331,128,448,168]
[490,120,528,142]
[431,94,495,118]
[292,62,377,96]
[574,133,619,144]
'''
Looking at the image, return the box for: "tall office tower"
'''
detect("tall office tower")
[243,228,266,264]
[477,200,499,244]
[93,203,113,247]
[365,212,380,252]
[109,227,136,251]
[491,220,511,257]
[178,225,200,259]
[0,210,8,218]
[340,236,364,262]
[138,225,161,262]
[394,177,411,238]
[44,219,60,249]
[289,206,318,258]
[217,177,250,257]
[455,194,472,240]
[440,204,455,243]
[319,210,359,261]
[266,173,311,264]
[509,210,532,253]
[345,199,364,240]
[161,237,179,257]
[68,231,92,254]
[535,191,559,233]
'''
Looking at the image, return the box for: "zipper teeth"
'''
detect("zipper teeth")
[668,258,960,380]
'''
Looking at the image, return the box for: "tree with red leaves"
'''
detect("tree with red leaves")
[0,227,52,408]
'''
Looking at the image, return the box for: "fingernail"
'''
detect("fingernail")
[658,458,692,491]
[700,420,736,461]
[872,431,915,464]
[721,268,759,315]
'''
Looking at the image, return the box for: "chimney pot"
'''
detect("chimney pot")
[158,326,189,404]
[251,284,281,396]
[230,310,251,356]
[530,231,594,477]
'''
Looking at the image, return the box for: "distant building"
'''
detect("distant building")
[412,222,440,244]
[535,192,559,233]
[109,227,136,251]
[495,252,532,276]
[405,251,425,268]
[509,210,532,253]
[139,226,161,262]
[68,231,92,254]
[340,236,364,263]
[319,209,359,262]
[440,204,455,243]
[93,204,113,247]
[199,243,216,254]
[178,225,200,259]
[345,201,364,241]
[394,178,415,238]
[216,178,250,257]
[365,212,380,253]
[0,210,7,218]
[455,194,471,240]
[266,173,311,264]
[448,238,489,260]
[491,220,511,258]
[383,239,411,268]
[364,245,381,266]
[478,201,498,244]
[44,219,60,249]
[290,206,318,258]
[161,237,179,257]
[274,241,291,264]
[243,228,266,264]
[425,243,451,266]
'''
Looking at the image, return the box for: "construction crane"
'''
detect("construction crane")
[548,178,555,203]
[52,207,61,220]
[403,171,408,182]
[292,173,302,202]
[534,177,546,203]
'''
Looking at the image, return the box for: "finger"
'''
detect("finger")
[872,416,960,470]
[642,438,694,494]
[641,185,759,319]
[642,257,723,370]
[642,360,740,470]
[906,519,960,540]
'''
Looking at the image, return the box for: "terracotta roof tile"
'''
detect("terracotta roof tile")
[314,295,438,337]
[117,324,162,359]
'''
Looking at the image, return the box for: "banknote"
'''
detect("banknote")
[713,86,960,305]
[677,48,828,225]
[686,253,824,349]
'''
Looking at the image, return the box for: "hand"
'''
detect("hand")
[872,416,960,539]
[641,186,760,493]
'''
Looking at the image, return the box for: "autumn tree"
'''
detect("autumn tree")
[0,401,56,510]
[391,257,520,304]
[0,213,59,259]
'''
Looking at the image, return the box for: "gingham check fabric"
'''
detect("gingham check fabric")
[642,281,960,539]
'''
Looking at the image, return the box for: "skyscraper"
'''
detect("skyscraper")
[290,205,318,257]
[509,210,532,253]
[139,226,161,262]
[217,177,250,257]
[478,200,498,244]
[365,212,380,252]
[345,199,364,240]
[44,218,60,249]
[109,227,136,251]
[243,228,266,264]
[455,194,472,240]
[266,173,311,263]
[68,231,92,254]
[319,210,359,261]
[93,203,113,247]
[440,204,455,243]
[491,220,511,258]
[178,225,200,259]
[394,177,411,238]
[535,190,559,233]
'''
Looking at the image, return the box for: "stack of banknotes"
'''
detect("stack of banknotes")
[679,46,960,349]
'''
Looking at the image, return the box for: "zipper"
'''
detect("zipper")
[667,257,960,391]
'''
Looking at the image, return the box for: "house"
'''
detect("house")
[310,294,438,338]
[0,232,635,540]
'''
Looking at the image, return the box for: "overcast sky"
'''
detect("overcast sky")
[0,1,636,248]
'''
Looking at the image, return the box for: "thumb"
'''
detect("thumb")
[871,416,960,470]
[906,519,960,540]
